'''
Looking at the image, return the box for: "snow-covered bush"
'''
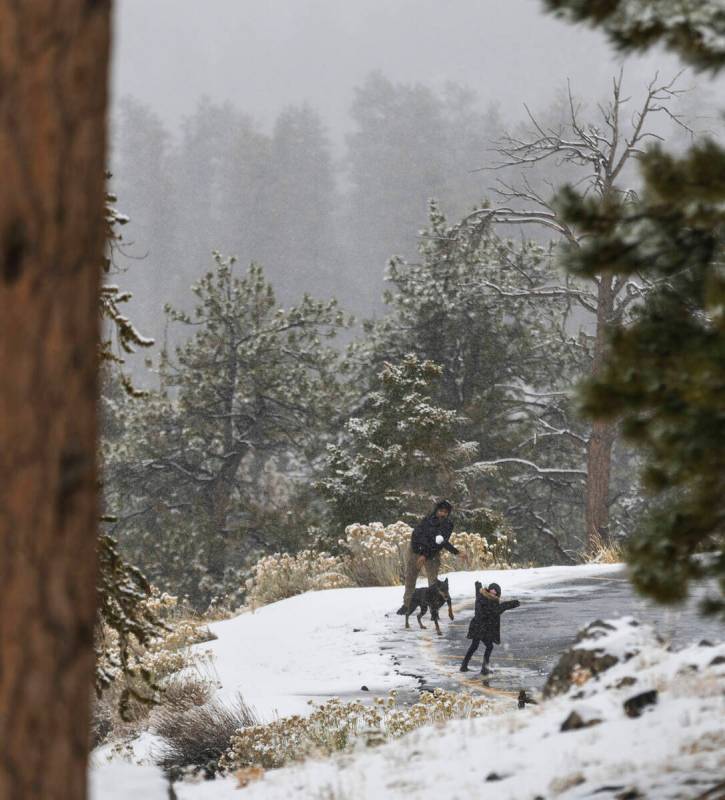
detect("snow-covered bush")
[245,550,353,608]
[220,689,494,771]
[341,521,514,587]
[341,521,411,586]
[244,523,514,606]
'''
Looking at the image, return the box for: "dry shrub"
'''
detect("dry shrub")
[92,590,217,743]
[154,694,259,778]
[245,550,353,608]
[243,522,515,608]
[587,532,624,564]
[221,689,494,771]
[442,530,514,571]
[235,766,265,787]
[160,673,216,712]
[342,521,411,586]
[342,522,514,588]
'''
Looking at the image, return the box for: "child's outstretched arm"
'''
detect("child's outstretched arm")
[499,598,521,613]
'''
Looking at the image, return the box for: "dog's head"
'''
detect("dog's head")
[435,577,450,601]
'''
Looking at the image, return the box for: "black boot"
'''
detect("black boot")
[481,660,490,676]
[459,655,471,672]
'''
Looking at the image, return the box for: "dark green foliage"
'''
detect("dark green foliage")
[358,204,588,561]
[101,181,155,396]
[98,186,162,716]
[96,528,166,720]
[544,0,725,72]
[545,4,725,612]
[104,254,352,607]
[318,354,502,533]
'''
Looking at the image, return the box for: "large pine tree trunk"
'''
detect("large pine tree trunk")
[585,274,617,548]
[0,4,111,799]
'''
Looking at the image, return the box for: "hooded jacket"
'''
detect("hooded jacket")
[466,581,520,643]
[410,509,458,558]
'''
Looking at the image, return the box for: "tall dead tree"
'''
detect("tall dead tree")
[465,72,688,549]
[0,4,111,799]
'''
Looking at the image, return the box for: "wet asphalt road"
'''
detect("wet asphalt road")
[384,569,724,701]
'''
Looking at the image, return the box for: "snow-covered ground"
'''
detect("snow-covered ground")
[175,621,725,800]
[90,564,725,799]
[188,564,621,720]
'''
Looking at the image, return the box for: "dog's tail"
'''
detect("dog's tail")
[396,604,408,615]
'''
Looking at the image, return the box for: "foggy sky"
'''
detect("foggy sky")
[111,0,691,142]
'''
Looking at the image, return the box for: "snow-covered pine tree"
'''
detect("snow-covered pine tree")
[318,354,504,537]
[463,71,688,551]
[104,253,351,607]
[543,0,725,613]
[362,203,589,562]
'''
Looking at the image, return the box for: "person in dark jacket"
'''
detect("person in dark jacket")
[460,581,520,675]
[397,500,460,615]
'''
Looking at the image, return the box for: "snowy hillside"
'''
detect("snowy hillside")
[90,564,725,799]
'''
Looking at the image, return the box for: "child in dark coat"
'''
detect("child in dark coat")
[460,581,520,675]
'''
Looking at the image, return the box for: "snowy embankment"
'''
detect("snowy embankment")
[176,618,725,800]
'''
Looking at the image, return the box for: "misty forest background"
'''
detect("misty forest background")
[103,68,711,609]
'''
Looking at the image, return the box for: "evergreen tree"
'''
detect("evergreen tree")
[318,355,502,536]
[545,0,725,71]
[344,73,501,312]
[110,98,175,350]
[99,187,164,709]
[104,254,351,606]
[0,4,110,796]
[360,204,588,562]
[543,0,725,612]
[264,105,339,300]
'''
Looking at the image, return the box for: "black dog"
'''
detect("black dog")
[399,578,453,635]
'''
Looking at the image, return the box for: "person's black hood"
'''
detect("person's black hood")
[434,500,453,514]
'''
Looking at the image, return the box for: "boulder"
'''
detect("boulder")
[544,618,660,698]
[623,690,658,718]
[561,708,602,732]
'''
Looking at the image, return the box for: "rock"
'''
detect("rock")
[615,789,644,799]
[485,772,505,781]
[544,621,620,698]
[560,709,602,731]
[544,618,658,698]
[613,676,637,689]
[709,655,725,667]
[360,685,369,691]
[699,639,714,647]
[623,689,658,718]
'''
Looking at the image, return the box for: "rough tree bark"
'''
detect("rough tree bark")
[586,274,617,546]
[0,4,111,799]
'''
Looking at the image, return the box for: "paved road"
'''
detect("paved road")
[384,569,724,702]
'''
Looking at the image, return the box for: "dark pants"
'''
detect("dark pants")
[462,638,493,670]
